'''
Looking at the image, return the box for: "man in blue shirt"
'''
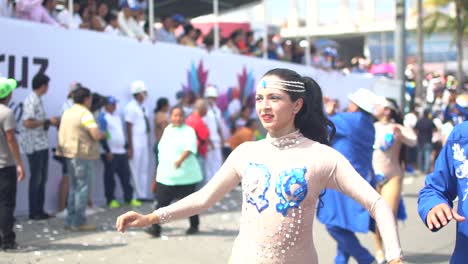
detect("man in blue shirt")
[418,121,468,264]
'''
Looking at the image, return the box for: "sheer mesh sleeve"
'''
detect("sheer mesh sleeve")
[324,150,403,261]
[153,143,245,223]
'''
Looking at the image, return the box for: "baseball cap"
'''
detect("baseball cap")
[0,78,17,100]
[348,88,378,114]
[172,14,185,24]
[204,85,218,98]
[130,80,147,94]
[106,96,118,105]
[119,0,140,11]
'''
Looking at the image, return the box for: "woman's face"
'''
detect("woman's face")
[98,3,108,17]
[255,75,302,134]
[170,108,184,127]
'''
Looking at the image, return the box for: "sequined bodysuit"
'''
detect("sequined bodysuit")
[373,122,417,182]
[154,131,402,263]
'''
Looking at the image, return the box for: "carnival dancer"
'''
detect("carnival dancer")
[372,98,417,263]
[318,88,379,264]
[116,69,403,264]
[418,121,468,263]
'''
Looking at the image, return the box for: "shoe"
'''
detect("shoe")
[108,200,121,209]
[2,242,18,250]
[70,224,97,232]
[55,209,67,219]
[144,226,161,237]
[29,213,50,220]
[185,226,199,235]
[127,199,142,207]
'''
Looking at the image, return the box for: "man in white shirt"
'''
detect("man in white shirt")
[99,96,141,208]
[124,80,151,200]
[56,0,81,29]
[117,0,148,41]
[21,73,59,220]
[202,86,224,184]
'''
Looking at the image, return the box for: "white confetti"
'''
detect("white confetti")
[57,257,65,262]
[161,235,169,240]
[36,234,42,238]
[49,237,55,241]
[82,243,89,247]
[15,224,23,229]
[43,228,49,233]
[52,230,59,235]
[34,251,41,256]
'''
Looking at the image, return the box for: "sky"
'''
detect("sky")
[266,0,416,26]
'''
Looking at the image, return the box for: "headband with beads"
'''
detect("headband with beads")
[257,79,306,93]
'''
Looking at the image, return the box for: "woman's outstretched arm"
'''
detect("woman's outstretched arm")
[116,143,246,232]
[324,149,403,263]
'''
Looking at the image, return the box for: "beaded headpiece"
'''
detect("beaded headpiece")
[257,79,306,93]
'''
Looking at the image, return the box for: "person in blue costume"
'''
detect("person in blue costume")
[418,121,468,264]
[318,88,378,264]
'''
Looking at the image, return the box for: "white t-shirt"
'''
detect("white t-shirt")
[124,100,149,138]
[117,11,148,40]
[0,0,14,17]
[228,99,241,118]
[103,111,126,154]
[203,104,223,147]
[56,10,82,29]
[105,25,122,36]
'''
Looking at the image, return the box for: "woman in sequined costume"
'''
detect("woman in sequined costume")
[116,68,404,264]
[372,98,416,263]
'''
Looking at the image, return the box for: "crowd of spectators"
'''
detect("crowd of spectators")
[0,0,363,70]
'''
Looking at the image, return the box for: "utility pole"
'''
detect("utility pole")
[416,0,424,105]
[395,0,406,112]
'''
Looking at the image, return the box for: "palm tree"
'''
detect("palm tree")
[424,0,467,91]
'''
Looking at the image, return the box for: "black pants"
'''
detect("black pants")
[152,182,199,232]
[27,149,48,217]
[102,154,133,204]
[0,166,17,245]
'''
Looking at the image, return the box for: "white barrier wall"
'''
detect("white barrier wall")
[0,18,389,215]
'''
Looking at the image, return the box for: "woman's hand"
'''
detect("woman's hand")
[388,258,404,264]
[175,159,183,168]
[393,125,402,141]
[116,211,152,233]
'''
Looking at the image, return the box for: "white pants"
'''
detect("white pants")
[204,146,223,184]
[129,138,151,200]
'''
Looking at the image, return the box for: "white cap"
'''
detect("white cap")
[204,85,218,98]
[130,80,147,94]
[375,96,398,111]
[348,88,378,114]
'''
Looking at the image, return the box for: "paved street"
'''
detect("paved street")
[0,173,456,264]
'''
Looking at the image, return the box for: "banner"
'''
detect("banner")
[0,18,393,215]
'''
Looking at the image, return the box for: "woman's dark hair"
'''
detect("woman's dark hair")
[155,97,169,113]
[262,68,336,145]
[385,98,407,166]
[105,12,117,24]
[183,24,194,35]
[79,4,89,18]
[169,105,185,117]
[73,86,91,104]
